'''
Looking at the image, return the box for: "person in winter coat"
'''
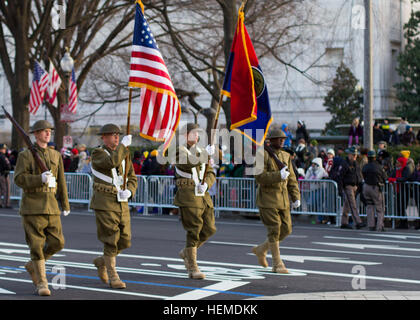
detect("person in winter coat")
[281,123,293,148]
[132,151,142,175]
[295,120,310,144]
[324,149,335,176]
[294,139,307,169]
[305,157,328,223]
[401,126,416,146]
[348,118,363,147]
[388,156,414,229]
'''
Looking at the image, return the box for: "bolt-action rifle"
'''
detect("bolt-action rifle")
[1,105,49,172]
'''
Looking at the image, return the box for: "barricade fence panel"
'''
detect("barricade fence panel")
[358,182,420,222]
[7,172,418,225]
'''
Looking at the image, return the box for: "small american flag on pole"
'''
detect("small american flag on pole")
[68,68,78,114]
[46,60,62,107]
[128,0,181,151]
[28,61,49,115]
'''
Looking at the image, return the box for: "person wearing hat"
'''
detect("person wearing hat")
[340,146,365,229]
[90,123,138,289]
[0,143,11,209]
[141,149,161,175]
[324,149,335,175]
[362,150,388,231]
[172,123,216,279]
[13,120,70,296]
[401,125,415,146]
[296,120,310,144]
[252,128,300,274]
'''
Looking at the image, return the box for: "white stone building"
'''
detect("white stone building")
[1,0,418,145]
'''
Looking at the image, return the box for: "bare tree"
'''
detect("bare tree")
[0,0,135,149]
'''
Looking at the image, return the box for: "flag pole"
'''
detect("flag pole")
[123,88,133,190]
[200,0,247,184]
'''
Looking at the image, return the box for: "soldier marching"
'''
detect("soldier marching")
[9,118,305,297]
[90,124,138,289]
[172,123,216,279]
[252,129,301,274]
[14,120,70,296]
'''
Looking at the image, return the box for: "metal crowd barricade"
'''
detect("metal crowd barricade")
[8,171,22,204]
[129,175,148,213]
[135,175,177,215]
[65,173,93,205]
[215,177,257,215]
[296,179,341,226]
[358,181,420,227]
[8,171,93,207]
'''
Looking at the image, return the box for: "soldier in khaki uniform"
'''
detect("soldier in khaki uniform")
[14,120,70,296]
[90,124,137,289]
[173,123,216,279]
[252,129,301,274]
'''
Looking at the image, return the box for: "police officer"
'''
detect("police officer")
[0,143,11,208]
[90,124,138,289]
[252,129,300,274]
[14,120,70,296]
[173,123,216,279]
[362,150,388,231]
[340,146,365,229]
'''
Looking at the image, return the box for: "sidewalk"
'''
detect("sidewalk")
[253,291,420,300]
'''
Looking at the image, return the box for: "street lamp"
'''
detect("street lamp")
[60,48,74,135]
[60,48,74,73]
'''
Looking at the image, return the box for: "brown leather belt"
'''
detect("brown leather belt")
[176,179,196,187]
[93,182,118,194]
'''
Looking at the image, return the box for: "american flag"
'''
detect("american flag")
[28,61,49,115]
[46,60,62,107]
[68,68,78,114]
[128,0,181,151]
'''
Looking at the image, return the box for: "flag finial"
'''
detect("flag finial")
[136,0,144,13]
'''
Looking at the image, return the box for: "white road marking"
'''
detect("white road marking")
[359,233,420,240]
[210,241,420,259]
[265,255,381,265]
[314,242,420,252]
[324,236,420,245]
[286,268,420,286]
[0,276,168,299]
[166,280,249,300]
[0,287,15,294]
[1,240,420,296]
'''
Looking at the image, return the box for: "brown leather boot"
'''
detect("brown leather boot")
[269,241,289,274]
[252,240,269,268]
[93,256,108,284]
[32,259,51,296]
[179,248,188,269]
[103,255,126,289]
[25,260,39,287]
[184,247,205,279]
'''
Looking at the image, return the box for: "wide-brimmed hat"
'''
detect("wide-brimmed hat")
[98,123,122,135]
[30,120,54,133]
[267,129,286,139]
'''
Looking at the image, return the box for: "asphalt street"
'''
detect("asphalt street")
[1,207,420,301]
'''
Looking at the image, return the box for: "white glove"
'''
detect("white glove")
[121,135,132,147]
[118,189,132,201]
[197,182,208,194]
[292,200,301,209]
[63,210,70,216]
[205,145,215,156]
[41,171,53,184]
[280,167,290,180]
